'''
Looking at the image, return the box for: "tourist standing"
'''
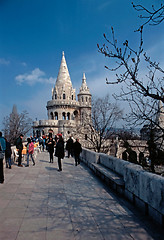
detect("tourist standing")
[55,135,64,171]
[5,138,12,169]
[15,134,24,167]
[0,131,6,183]
[47,137,55,163]
[66,136,74,158]
[73,138,82,166]
[26,138,35,167]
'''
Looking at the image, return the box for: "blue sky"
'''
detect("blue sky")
[0,0,163,129]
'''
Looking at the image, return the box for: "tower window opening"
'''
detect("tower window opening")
[55,112,58,120]
[50,112,54,120]
[62,112,66,120]
[86,97,88,102]
[85,134,87,140]
[67,112,70,120]
[82,96,83,102]
[55,94,57,99]
[72,95,73,100]
[63,93,66,99]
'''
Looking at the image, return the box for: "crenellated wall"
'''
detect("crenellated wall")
[81,148,164,226]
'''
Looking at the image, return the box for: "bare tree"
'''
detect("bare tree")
[3,105,32,144]
[132,2,164,27]
[77,94,123,153]
[97,2,164,154]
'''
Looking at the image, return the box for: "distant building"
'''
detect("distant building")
[154,100,164,151]
[140,100,164,151]
[33,52,92,140]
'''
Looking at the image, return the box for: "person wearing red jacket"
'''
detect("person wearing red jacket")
[25,138,35,167]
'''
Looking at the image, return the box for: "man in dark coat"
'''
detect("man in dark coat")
[0,131,6,183]
[5,139,12,169]
[47,137,55,163]
[55,135,64,171]
[66,136,73,158]
[16,134,24,167]
[73,138,82,166]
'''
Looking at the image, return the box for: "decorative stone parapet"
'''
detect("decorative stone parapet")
[81,148,164,226]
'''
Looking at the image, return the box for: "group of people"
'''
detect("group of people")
[47,135,82,171]
[0,131,83,183]
[0,132,36,184]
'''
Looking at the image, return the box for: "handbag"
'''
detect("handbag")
[0,142,5,159]
[0,151,4,159]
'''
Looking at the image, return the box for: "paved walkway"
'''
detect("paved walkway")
[0,152,164,240]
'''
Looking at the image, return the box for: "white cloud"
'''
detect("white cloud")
[21,62,27,67]
[15,68,56,86]
[0,58,10,65]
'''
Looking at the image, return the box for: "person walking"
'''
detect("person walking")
[47,137,55,163]
[66,136,74,158]
[55,135,64,171]
[15,134,24,167]
[5,138,12,169]
[25,138,35,167]
[73,138,82,166]
[0,131,6,183]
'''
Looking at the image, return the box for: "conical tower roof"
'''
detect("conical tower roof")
[79,73,91,95]
[55,51,72,88]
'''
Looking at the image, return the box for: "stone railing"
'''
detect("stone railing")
[81,148,164,226]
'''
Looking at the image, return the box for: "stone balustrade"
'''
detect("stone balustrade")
[81,148,164,226]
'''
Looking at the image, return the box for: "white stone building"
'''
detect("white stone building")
[33,52,92,140]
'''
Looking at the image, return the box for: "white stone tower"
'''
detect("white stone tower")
[33,51,92,140]
[78,73,92,125]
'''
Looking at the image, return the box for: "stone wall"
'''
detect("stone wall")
[81,148,164,226]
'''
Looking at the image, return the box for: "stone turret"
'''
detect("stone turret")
[78,73,92,124]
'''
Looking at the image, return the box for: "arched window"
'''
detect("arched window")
[63,93,66,99]
[82,96,83,102]
[74,110,78,120]
[67,112,70,120]
[86,97,88,102]
[50,112,54,120]
[55,112,58,120]
[72,95,73,100]
[62,112,66,120]
[55,94,57,99]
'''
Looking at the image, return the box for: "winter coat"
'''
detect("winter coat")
[73,141,82,156]
[28,142,34,154]
[48,139,55,153]
[66,138,73,150]
[16,137,23,151]
[55,139,64,159]
[0,137,6,151]
[5,141,12,158]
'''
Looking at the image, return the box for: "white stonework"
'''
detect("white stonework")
[33,52,92,140]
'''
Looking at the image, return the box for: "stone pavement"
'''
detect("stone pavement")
[0,152,164,240]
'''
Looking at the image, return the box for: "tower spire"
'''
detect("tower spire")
[55,51,72,87]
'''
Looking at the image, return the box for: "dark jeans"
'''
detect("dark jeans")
[49,152,54,162]
[67,149,73,158]
[74,154,80,165]
[58,157,62,170]
[18,149,22,166]
[0,158,4,183]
